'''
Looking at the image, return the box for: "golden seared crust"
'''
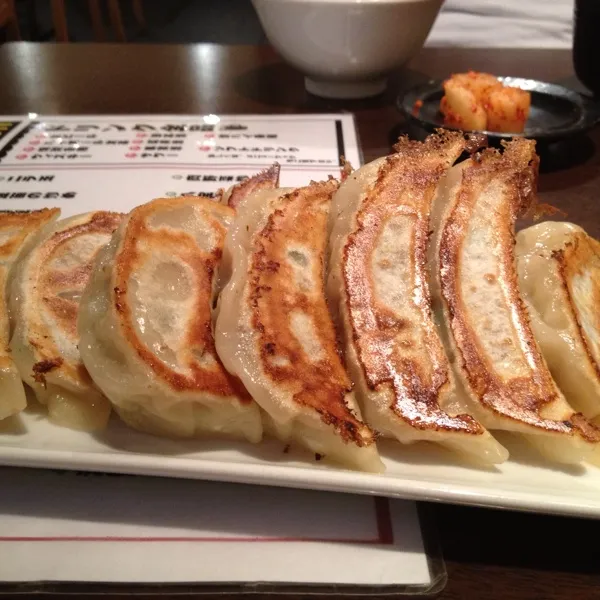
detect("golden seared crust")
[439,139,599,442]
[249,180,375,446]
[343,132,483,434]
[0,209,60,263]
[114,196,251,402]
[225,164,280,209]
[26,212,122,383]
[1,209,61,339]
[0,209,60,419]
[32,357,64,385]
[1,209,60,354]
[556,232,600,379]
[340,158,353,182]
[41,212,122,339]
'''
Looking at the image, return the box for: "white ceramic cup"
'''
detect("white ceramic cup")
[252,0,443,99]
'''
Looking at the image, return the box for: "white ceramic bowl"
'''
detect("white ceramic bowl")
[252,0,443,99]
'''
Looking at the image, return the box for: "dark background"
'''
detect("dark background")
[6,0,268,43]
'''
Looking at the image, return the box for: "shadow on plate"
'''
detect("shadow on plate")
[94,414,501,473]
[379,433,590,476]
[377,438,501,473]
[491,431,586,476]
[0,414,27,436]
[91,413,332,471]
[0,388,47,435]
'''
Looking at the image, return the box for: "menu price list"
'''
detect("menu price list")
[0,114,359,216]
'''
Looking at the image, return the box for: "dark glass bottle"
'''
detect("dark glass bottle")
[573,0,600,96]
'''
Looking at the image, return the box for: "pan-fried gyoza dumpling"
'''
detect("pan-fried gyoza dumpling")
[516,222,600,419]
[327,132,508,465]
[78,197,262,442]
[0,208,60,420]
[221,164,280,209]
[9,212,122,430]
[215,180,384,472]
[431,139,600,464]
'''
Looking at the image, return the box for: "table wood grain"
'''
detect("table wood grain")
[0,42,599,600]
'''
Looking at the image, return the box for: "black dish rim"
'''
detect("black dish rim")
[398,76,600,143]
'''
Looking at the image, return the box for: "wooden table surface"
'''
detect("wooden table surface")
[0,42,599,600]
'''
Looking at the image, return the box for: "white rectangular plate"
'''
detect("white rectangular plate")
[5,115,596,518]
[1,406,599,519]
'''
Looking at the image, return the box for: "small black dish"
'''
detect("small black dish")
[399,77,600,144]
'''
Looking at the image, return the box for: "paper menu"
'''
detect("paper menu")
[0,468,432,588]
[0,114,361,216]
[0,113,435,592]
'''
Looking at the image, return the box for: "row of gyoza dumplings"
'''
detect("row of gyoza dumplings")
[2,130,600,472]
